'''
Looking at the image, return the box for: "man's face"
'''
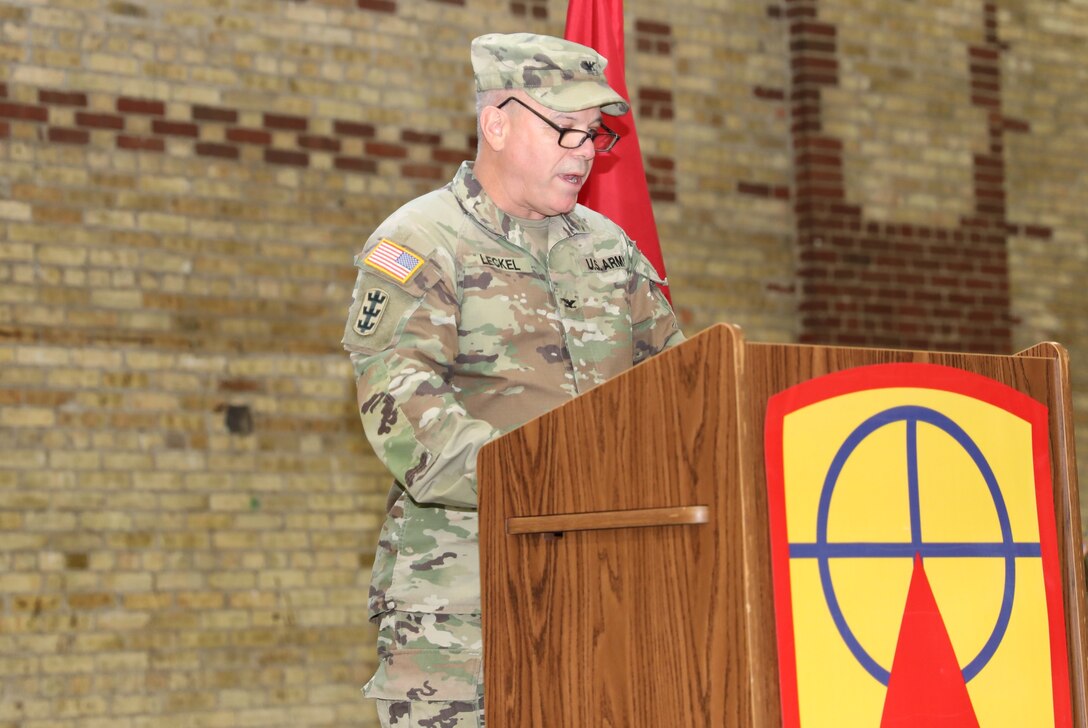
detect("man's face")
[497,95,603,220]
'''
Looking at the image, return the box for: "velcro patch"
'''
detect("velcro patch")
[364,238,425,284]
[354,288,389,336]
[478,254,529,271]
[585,254,626,272]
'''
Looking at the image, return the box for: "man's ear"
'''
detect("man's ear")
[479,104,508,152]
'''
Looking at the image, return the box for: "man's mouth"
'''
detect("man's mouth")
[559,172,586,186]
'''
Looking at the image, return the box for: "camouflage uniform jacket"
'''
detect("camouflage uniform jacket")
[342,162,683,699]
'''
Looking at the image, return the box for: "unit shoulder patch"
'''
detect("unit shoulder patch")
[364,238,426,284]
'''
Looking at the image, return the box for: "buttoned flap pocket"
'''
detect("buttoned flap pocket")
[458,254,553,353]
[559,266,629,322]
[466,251,536,277]
[366,610,483,701]
[460,252,540,297]
[387,501,480,613]
[547,234,631,318]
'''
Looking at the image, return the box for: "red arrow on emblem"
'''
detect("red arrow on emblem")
[881,553,981,727]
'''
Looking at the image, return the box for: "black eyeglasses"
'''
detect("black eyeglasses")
[497,97,621,153]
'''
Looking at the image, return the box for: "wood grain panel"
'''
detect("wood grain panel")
[506,505,709,535]
[480,324,1087,727]
[1017,341,1088,726]
[480,324,753,727]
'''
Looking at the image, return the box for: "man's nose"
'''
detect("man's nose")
[572,140,596,159]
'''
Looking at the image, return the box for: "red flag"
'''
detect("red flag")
[881,554,980,727]
[565,0,670,300]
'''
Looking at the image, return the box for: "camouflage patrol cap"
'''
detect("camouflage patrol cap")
[471,32,630,116]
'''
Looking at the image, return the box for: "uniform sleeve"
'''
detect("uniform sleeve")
[342,238,500,509]
[628,242,685,364]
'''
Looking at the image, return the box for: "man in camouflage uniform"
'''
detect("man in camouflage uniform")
[342,32,684,727]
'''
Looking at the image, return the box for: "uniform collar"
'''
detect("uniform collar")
[451,162,588,251]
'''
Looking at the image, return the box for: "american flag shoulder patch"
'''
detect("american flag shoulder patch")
[363,238,425,284]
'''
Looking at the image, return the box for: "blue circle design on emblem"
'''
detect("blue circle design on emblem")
[800,405,1034,686]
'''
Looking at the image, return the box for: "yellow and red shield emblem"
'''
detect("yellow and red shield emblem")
[765,363,1071,727]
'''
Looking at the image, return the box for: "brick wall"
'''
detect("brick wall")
[780,0,1088,516]
[0,0,1085,725]
[998,1,1088,492]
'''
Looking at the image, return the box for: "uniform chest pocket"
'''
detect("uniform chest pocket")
[560,268,629,321]
[459,258,548,307]
[458,260,554,355]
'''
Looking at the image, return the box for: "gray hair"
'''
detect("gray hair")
[475,88,509,117]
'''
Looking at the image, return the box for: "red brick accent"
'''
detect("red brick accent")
[47,127,89,145]
[646,155,677,203]
[195,143,240,160]
[117,134,165,152]
[403,164,444,180]
[738,181,790,199]
[76,112,125,130]
[7,82,479,183]
[299,134,341,152]
[636,19,670,34]
[152,120,199,137]
[1003,117,1030,133]
[218,378,263,393]
[192,105,239,123]
[226,127,272,146]
[117,97,165,116]
[635,19,673,56]
[39,90,88,107]
[433,148,471,164]
[335,156,378,173]
[638,88,674,121]
[402,129,441,145]
[787,0,1028,353]
[366,142,408,159]
[263,113,308,131]
[357,0,396,11]
[791,20,836,38]
[510,0,547,18]
[0,102,48,122]
[264,149,309,166]
[334,120,375,138]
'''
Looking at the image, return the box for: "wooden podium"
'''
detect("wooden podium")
[478,324,1088,727]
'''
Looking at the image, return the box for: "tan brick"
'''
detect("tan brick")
[87,289,142,309]
[0,402,53,426]
[0,572,42,593]
[41,655,96,675]
[48,451,102,470]
[79,511,134,530]
[0,200,32,221]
